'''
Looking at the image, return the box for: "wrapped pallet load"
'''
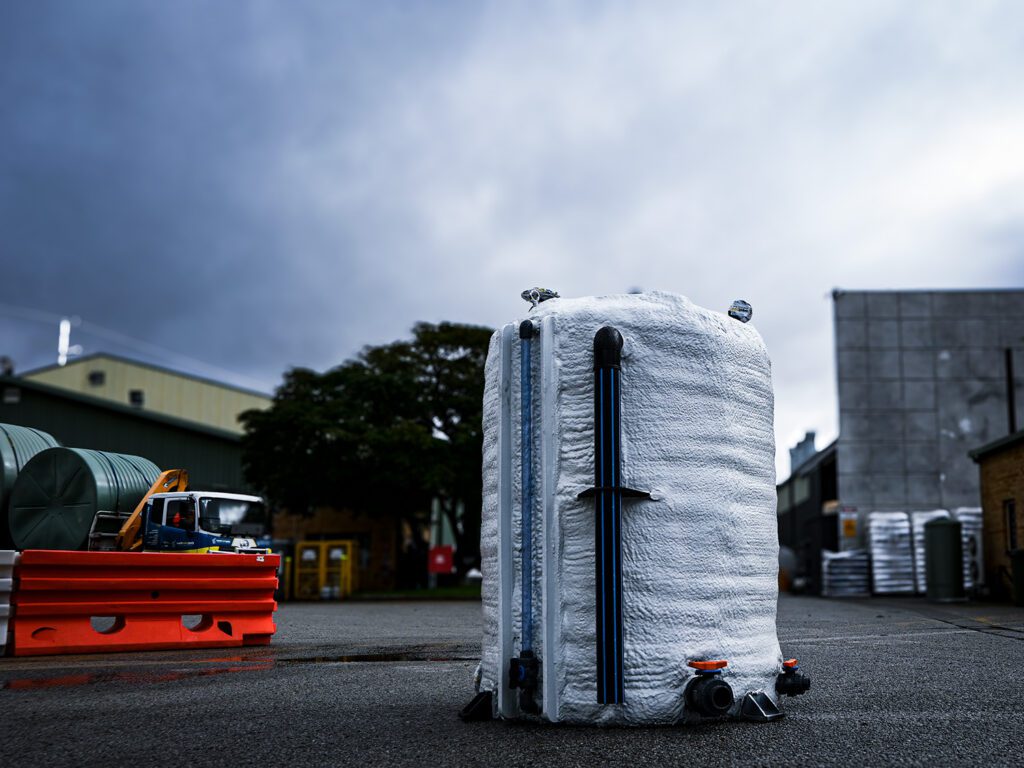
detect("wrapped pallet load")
[462,290,809,726]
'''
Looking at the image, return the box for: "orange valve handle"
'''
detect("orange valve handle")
[687,660,728,671]
[782,658,799,669]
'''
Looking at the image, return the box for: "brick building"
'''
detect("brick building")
[272,506,400,592]
[969,430,1024,597]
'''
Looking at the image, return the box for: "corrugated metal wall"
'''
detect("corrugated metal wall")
[0,378,249,492]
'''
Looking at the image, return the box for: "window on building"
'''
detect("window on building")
[1006,499,1018,552]
[777,483,792,514]
[129,389,144,407]
[2,387,19,404]
[793,476,810,506]
[88,370,106,386]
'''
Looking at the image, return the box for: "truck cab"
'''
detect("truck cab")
[141,491,268,553]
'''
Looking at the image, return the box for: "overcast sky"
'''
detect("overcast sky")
[2,1,1023,478]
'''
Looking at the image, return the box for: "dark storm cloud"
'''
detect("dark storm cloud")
[0,1,479,387]
[2,1,1023,475]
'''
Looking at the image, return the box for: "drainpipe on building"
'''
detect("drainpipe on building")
[1006,348,1017,435]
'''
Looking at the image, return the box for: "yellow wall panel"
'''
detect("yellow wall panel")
[25,355,271,434]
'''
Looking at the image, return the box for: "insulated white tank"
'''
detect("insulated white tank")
[473,291,798,725]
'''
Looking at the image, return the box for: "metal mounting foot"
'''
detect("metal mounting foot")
[459,691,494,722]
[739,691,784,722]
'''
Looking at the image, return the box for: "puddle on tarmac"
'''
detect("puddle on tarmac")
[1,663,274,690]
[0,652,475,690]
[278,652,476,665]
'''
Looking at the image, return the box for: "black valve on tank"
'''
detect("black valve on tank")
[776,658,811,697]
[685,660,734,717]
[509,650,541,714]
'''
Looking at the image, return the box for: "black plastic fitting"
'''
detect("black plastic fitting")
[508,650,539,689]
[593,326,623,370]
[519,320,536,339]
[776,669,811,697]
[518,688,540,714]
[508,651,541,714]
[685,673,734,717]
[505,655,540,716]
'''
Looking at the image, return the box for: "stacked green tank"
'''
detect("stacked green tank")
[8,447,161,551]
[0,424,62,547]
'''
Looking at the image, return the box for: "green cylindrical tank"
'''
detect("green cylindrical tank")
[0,423,61,511]
[8,448,161,551]
[924,517,965,603]
[0,424,61,547]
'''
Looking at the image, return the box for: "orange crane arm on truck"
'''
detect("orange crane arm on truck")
[115,469,189,551]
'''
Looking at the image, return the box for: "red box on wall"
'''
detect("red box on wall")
[428,545,454,575]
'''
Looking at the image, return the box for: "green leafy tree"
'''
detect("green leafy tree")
[241,321,493,571]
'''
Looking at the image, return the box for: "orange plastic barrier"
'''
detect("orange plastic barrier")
[11,550,280,656]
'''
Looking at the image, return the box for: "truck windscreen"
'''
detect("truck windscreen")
[198,497,262,536]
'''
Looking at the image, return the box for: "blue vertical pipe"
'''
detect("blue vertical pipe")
[593,331,624,704]
[519,319,535,652]
[577,326,651,705]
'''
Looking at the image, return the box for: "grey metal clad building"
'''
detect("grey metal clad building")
[0,376,248,492]
[833,289,1024,518]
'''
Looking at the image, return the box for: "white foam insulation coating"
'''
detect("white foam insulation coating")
[478,291,782,724]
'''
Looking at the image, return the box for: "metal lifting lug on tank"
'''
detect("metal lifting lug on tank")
[104,469,270,555]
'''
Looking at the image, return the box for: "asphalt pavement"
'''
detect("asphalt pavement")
[1,595,1022,767]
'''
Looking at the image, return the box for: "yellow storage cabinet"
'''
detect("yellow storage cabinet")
[294,539,356,600]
